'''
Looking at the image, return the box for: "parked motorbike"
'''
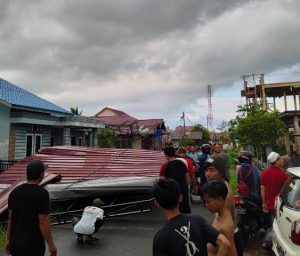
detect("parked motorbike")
[234,195,266,244]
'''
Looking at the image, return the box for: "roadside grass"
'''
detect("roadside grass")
[226,149,238,192]
[0,225,6,248]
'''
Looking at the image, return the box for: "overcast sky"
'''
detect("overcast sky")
[1,0,300,129]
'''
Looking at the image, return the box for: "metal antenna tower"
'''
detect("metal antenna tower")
[207,85,214,132]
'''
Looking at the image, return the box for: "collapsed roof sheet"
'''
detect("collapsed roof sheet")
[0,146,165,214]
[0,146,165,185]
[0,173,60,215]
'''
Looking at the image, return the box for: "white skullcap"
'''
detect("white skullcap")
[267,151,280,164]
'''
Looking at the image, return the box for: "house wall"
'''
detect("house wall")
[13,124,52,160]
[42,127,51,147]
[8,124,16,160]
[0,104,10,160]
[132,136,142,149]
[51,128,64,146]
[96,109,116,117]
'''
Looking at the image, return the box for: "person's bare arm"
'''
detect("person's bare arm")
[4,210,12,254]
[185,172,190,184]
[225,183,236,225]
[39,214,57,256]
[261,185,268,213]
[221,225,237,256]
[215,233,230,256]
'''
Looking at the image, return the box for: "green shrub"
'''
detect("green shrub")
[0,225,6,248]
[226,149,238,192]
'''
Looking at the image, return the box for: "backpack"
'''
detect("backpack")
[237,166,253,197]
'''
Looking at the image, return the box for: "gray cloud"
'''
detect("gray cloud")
[1,0,300,127]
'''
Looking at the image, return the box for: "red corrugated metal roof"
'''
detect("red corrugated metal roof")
[0,146,165,215]
[0,173,60,215]
[0,146,165,185]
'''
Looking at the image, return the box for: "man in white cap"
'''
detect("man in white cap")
[261,151,289,248]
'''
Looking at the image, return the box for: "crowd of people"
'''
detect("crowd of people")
[154,143,291,256]
[3,144,291,256]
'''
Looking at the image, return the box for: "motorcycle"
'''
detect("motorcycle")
[234,195,266,244]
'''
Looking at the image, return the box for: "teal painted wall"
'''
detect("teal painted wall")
[0,104,10,160]
[14,125,52,160]
[14,125,27,160]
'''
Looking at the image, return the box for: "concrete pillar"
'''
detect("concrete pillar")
[260,74,267,110]
[284,133,291,154]
[273,97,276,110]
[92,128,98,147]
[284,92,287,111]
[294,94,297,110]
[294,116,299,131]
[294,116,300,154]
[63,128,71,145]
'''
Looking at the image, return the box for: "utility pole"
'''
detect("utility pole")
[207,85,213,132]
[182,111,186,136]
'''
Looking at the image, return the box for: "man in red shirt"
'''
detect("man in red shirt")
[261,151,289,248]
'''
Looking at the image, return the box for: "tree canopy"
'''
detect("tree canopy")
[97,128,119,148]
[229,104,286,155]
[192,124,211,143]
[70,106,82,115]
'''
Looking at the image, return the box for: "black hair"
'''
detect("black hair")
[26,160,46,180]
[164,146,176,157]
[238,157,251,164]
[152,178,180,210]
[27,172,42,180]
[201,144,211,154]
[201,181,228,200]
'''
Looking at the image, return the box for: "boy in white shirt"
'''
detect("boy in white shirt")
[72,198,104,243]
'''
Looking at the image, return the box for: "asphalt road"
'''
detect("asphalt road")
[51,196,273,256]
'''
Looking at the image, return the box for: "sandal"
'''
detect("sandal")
[85,236,99,242]
[77,237,84,244]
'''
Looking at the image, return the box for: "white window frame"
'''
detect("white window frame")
[26,133,42,157]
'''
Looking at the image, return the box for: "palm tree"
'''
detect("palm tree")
[70,106,82,115]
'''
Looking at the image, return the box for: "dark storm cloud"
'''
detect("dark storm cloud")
[1,0,300,125]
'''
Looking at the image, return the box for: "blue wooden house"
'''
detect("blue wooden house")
[0,78,104,161]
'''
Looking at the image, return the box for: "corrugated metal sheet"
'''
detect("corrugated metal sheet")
[0,146,165,214]
[0,78,71,115]
[0,146,165,200]
[0,146,165,187]
[0,173,61,215]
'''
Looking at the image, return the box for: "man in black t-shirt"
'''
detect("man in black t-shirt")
[5,160,57,256]
[162,146,191,214]
[152,178,230,256]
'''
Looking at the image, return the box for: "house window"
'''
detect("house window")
[71,137,76,146]
[26,134,42,157]
[117,136,133,148]
[50,136,55,146]
[71,137,82,146]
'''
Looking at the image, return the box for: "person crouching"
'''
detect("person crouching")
[72,198,104,243]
